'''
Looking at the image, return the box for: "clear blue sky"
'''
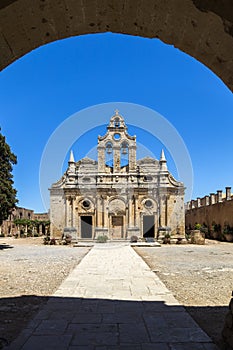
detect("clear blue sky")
[0,33,232,212]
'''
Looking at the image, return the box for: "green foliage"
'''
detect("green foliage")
[13,218,50,237]
[194,223,208,234]
[96,235,108,243]
[194,223,202,230]
[14,218,31,227]
[164,233,171,239]
[200,224,208,234]
[223,225,233,235]
[0,129,17,225]
[43,236,50,245]
[163,233,171,244]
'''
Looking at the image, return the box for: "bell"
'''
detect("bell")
[122,147,128,154]
[107,147,112,154]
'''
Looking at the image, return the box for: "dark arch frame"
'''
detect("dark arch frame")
[0,1,232,91]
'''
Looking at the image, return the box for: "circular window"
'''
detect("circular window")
[82,200,91,208]
[144,175,153,182]
[113,133,121,140]
[145,200,153,208]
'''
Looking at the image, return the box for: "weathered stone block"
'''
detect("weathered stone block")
[190,230,205,245]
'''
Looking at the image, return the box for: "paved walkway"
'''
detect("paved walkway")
[8,244,218,349]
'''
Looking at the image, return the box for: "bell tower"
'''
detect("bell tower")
[97,110,136,173]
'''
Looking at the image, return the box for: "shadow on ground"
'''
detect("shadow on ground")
[0,244,13,250]
[0,295,228,349]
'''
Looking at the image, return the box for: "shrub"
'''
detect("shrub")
[130,235,138,243]
[163,233,171,244]
[223,225,233,235]
[49,238,56,245]
[65,234,72,244]
[194,223,202,230]
[43,236,50,245]
[96,235,108,243]
[194,223,208,235]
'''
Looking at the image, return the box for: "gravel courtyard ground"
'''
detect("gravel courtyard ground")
[0,238,232,349]
[135,240,233,349]
[0,237,90,348]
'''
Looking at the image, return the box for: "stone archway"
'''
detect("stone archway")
[0,0,233,91]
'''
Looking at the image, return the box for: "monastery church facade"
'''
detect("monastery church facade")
[50,111,185,241]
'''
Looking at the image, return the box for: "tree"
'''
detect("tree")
[0,128,17,225]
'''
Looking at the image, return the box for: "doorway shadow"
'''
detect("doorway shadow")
[0,295,228,349]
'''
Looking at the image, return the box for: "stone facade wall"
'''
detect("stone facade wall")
[167,193,185,237]
[50,189,66,238]
[50,112,185,242]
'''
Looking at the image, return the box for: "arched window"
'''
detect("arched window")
[105,142,113,167]
[114,117,120,128]
[120,141,129,167]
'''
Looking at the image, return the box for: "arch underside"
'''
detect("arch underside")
[0,0,232,91]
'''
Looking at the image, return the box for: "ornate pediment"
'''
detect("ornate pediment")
[78,157,97,165]
[137,157,158,165]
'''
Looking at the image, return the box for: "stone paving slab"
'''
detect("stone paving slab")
[6,245,219,350]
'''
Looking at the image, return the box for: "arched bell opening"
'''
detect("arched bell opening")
[105,141,113,168]
[120,141,129,168]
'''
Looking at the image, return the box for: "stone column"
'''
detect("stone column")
[103,197,108,229]
[113,146,121,172]
[97,145,105,172]
[64,196,77,241]
[72,198,76,227]
[204,196,209,206]
[65,197,69,227]
[69,198,73,227]
[65,196,73,227]
[128,196,133,227]
[217,190,222,202]
[95,195,108,237]
[210,193,215,205]
[129,145,137,171]
[226,187,231,200]
[134,196,139,227]
[126,194,140,238]
[159,195,166,227]
[197,197,201,207]
[96,196,101,227]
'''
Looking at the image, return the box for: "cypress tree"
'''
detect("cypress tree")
[0,128,18,225]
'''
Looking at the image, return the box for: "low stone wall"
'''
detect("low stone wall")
[186,200,233,230]
[186,188,233,241]
[222,292,233,348]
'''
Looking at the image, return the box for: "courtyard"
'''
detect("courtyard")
[0,237,232,349]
